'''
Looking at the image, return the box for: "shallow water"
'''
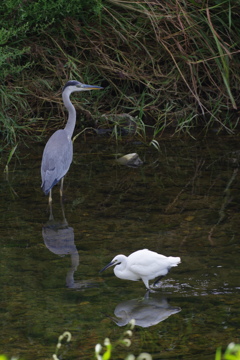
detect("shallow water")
[0,135,240,359]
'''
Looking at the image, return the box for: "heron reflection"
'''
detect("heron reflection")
[42,200,98,289]
[109,295,181,328]
[42,195,80,288]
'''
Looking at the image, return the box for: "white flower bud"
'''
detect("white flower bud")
[104,338,111,346]
[122,339,131,347]
[125,355,135,360]
[137,352,152,360]
[129,319,136,329]
[124,330,133,337]
[95,343,102,354]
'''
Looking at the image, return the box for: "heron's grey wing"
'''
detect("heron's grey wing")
[41,129,73,194]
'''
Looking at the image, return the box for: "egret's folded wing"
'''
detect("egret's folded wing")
[129,262,167,277]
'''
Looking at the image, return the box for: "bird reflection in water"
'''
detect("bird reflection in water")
[42,199,79,288]
[109,295,181,328]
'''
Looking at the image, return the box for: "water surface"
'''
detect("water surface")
[0,135,240,359]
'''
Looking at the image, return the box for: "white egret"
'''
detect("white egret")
[100,249,181,290]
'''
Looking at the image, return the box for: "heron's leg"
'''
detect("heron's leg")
[60,177,64,197]
[48,189,54,220]
[60,192,68,225]
[48,189,53,205]
[59,177,67,224]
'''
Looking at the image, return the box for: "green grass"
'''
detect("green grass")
[1,0,240,158]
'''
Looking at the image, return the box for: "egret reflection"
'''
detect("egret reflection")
[110,295,181,328]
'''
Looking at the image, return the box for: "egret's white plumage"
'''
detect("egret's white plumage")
[100,249,181,290]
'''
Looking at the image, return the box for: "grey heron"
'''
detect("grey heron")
[41,80,103,204]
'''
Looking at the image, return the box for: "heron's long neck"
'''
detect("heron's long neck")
[63,91,76,139]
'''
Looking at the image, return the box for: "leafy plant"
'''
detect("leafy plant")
[1,0,240,156]
[52,331,72,360]
[216,343,240,360]
[95,319,152,360]
[0,331,240,360]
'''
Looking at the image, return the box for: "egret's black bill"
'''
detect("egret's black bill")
[99,261,115,273]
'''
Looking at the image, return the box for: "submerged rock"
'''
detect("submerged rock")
[116,153,143,168]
